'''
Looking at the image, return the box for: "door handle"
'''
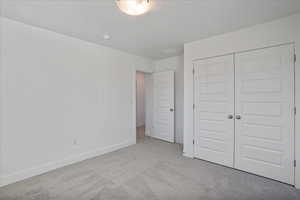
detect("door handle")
[170,108,174,112]
[236,115,241,120]
[227,114,233,119]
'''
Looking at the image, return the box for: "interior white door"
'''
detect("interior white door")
[235,44,295,184]
[153,71,175,142]
[194,55,235,167]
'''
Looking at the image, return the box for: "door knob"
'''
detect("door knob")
[236,115,241,120]
[170,108,174,112]
[227,114,233,119]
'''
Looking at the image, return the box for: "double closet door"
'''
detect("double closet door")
[193,44,295,185]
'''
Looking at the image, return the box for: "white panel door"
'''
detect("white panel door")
[235,44,295,184]
[194,55,235,167]
[153,71,175,142]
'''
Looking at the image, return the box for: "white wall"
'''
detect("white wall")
[0,17,153,186]
[184,14,300,188]
[136,72,145,127]
[154,55,184,144]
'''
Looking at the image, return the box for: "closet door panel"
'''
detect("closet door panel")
[235,44,295,185]
[194,55,235,167]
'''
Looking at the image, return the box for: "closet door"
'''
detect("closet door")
[194,55,235,167]
[235,44,295,184]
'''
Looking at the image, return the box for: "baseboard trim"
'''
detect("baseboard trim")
[145,129,151,136]
[150,135,174,143]
[183,152,194,158]
[0,140,135,187]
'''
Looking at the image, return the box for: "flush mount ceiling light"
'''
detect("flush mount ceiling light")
[116,0,151,16]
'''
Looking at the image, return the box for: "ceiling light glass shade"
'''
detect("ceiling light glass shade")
[116,0,151,16]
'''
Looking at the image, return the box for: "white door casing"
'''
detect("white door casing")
[234,44,295,184]
[153,71,175,142]
[194,55,235,167]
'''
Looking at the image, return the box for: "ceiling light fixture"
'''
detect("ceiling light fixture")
[116,0,151,16]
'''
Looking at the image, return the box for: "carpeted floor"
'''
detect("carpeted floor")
[0,133,300,200]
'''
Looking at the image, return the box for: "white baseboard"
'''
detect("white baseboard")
[183,152,194,158]
[0,140,135,187]
[150,135,174,143]
[145,129,151,136]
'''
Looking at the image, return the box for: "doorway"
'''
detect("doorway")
[136,71,146,141]
[135,70,175,143]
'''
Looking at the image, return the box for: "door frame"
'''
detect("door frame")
[192,43,296,185]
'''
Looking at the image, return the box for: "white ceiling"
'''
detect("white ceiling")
[2,0,300,59]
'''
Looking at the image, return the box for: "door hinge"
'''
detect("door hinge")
[294,107,296,115]
[193,140,195,145]
[294,54,297,63]
[294,160,297,167]
[193,104,195,110]
[192,68,195,75]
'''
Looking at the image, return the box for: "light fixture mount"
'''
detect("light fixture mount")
[116,0,151,16]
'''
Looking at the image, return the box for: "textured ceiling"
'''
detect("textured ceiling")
[2,0,300,59]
